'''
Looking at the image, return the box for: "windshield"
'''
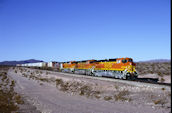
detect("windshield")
[128,59,133,62]
[122,59,127,63]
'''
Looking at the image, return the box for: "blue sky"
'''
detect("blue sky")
[0,0,171,62]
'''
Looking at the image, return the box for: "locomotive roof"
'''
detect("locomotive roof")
[89,58,117,63]
[61,58,133,63]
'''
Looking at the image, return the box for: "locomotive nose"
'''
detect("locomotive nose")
[129,62,136,66]
[130,62,136,66]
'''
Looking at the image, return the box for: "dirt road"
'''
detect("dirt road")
[7,67,171,113]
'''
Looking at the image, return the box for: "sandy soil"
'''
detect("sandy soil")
[7,67,171,113]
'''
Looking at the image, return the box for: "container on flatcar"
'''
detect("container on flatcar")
[47,62,59,68]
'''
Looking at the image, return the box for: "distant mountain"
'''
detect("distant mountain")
[0,59,44,66]
[137,59,171,63]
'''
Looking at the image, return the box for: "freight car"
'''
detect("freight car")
[47,61,60,69]
[27,62,47,67]
[17,61,59,69]
[19,62,47,67]
[60,58,138,80]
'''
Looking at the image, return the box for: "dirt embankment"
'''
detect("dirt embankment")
[0,66,40,113]
[7,67,171,113]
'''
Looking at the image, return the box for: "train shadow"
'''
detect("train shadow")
[136,78,159,83]
[135,78,171,86]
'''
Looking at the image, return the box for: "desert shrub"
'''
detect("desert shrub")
[22,73,28,78]
[160,78,165,83]
[114,90,131,101]
[104,96,113,101]
[161,88,165,90]
[14,95,24,104]
[153,99,167,106]
[55,79,64,86]
[60,82,70,91]
[79,85,92,96]
[56,79,70,91]
[0,70,24,113]
[94,95,101,99]
[36,70,39,74]
[39,78,49,82]
[114,85,119,89]
[55,79,102,98]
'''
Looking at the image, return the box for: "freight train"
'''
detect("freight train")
[17,58,138,80]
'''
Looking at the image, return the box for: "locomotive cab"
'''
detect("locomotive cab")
[116,58,138,79]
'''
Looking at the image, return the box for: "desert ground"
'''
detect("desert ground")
[0,66,171,113]
[136,62,171,83]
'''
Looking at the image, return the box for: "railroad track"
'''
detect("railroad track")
[24,67,171,88]
[56,72,171,91]
[129,78,171,87]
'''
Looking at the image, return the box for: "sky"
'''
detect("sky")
[0,0,171,62]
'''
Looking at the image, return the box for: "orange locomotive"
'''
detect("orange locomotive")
[60,57,138,79]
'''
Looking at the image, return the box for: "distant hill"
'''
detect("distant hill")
[137,59,171,63]
[0,59,44,66]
